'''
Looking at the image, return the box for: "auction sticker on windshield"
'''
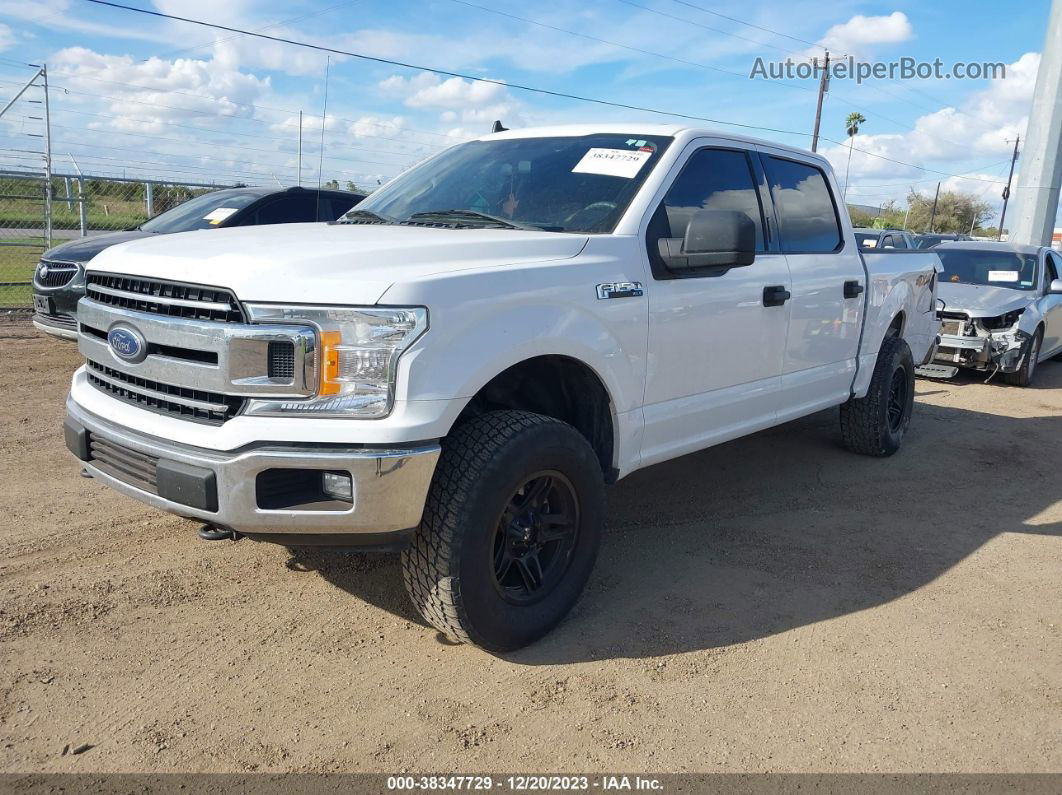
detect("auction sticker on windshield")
[203,207,239,224]
[572,148,653,179]
[988,270,1019,282]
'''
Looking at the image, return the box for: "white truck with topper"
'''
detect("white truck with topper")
[63,125,942,651]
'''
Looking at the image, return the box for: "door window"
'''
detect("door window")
[658,148,766,249]
[646,148,766,276]
[1045,250,1061,287]
[764,157,842,253]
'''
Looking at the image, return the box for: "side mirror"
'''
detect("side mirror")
[658,209,756,271]
[1049,278,1062,295]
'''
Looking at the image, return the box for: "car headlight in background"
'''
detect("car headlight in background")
[243,304,427,418]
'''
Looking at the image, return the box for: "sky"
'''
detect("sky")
[0,0,1054,225]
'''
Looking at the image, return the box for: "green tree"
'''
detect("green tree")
[904,189,993,234]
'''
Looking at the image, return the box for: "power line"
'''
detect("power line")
[612,0,811,61]
[78,0,1006,186]
[446,0,816,94]
[80,0,821,136]
[665,0,830,52]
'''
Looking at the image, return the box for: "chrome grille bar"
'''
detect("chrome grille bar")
[88,364,233,414]
[89,282,234,313]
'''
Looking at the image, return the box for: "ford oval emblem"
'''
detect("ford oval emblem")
[107,325,147,363]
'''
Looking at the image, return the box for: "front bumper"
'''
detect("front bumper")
[933,330,1029,373]
[65,397,441,540]
[32,312,78,341]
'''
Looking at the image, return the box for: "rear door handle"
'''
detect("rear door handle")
[763,285,791,307]
[844,280,865,298]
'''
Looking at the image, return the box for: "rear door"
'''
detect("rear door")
[639,141,792,467]
[756,148,866,420]
[1041,250,1062,357]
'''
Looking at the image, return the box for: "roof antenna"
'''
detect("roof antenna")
[491,120,508,133]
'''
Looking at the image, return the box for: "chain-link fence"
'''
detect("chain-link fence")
[0,172,237,308]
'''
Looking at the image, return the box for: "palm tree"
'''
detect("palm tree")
[843,112,866,201]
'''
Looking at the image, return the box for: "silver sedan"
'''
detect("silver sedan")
[930,241,1062,386]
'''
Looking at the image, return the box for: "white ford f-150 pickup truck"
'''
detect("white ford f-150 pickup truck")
[63,125,941,651]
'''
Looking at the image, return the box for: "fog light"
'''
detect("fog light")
[322,471,353,503]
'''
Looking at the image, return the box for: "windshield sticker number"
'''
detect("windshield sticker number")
[572,148,652,179]
[203,207,239,224]
[987,270,1019,282]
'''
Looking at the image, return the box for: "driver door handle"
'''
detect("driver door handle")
[763,285,791,307]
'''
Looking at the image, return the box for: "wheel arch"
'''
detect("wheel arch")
[449,354,618,479]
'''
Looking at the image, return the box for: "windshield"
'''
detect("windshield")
[349,133,672,233]
[855,232,880,249]
[140,190,263,233]
[937,248,1039,291]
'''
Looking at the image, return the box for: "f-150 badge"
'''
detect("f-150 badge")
[596,282,644,300]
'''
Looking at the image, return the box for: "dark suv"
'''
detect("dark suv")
[32,186,363,339]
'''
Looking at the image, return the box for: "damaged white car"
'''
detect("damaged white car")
[930,241,1062,386]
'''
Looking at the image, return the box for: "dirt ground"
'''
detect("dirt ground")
[0,316,1059,774]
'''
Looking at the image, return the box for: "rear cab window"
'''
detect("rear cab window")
[763,156,843,253]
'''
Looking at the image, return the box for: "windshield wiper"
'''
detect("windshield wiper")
[404,209,540,230]
[337,209,395,225]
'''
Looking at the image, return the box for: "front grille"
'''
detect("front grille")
[36,260,79,287]
[86,273,244,323]
[268,341,295,379]
[87,360,244,425]
[88,432,160,495]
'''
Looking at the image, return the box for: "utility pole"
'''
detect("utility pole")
[297,110,303,187]
[1010,0,1062,245]
[928,182,941,233]
[998,134,1020,241]
[811,51,830,153]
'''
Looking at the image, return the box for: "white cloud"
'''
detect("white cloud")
[815,12,913,57]
[51,46,271,133]
[379,72,522,129]
[0,0,173,43]
[0,23,14,51]
[821,53,1039,182]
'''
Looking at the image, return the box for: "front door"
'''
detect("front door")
[640,143,791,468]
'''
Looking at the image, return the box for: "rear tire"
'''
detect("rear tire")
[840,336,915,457]
[1003,329,1041,387]
[402,410,603,652]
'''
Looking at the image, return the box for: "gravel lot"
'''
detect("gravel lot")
[1,317,1059,773]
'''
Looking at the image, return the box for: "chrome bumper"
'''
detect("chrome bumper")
[65,398,440,538]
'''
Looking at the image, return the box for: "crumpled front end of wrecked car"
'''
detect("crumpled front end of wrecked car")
[935,306,1034,373]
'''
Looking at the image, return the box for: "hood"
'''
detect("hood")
[86,222,589,305]
[938,281,1035,317]
[43,230,153,264]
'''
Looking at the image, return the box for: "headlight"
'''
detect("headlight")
[980,308,1025,331]
[242,304,427,418]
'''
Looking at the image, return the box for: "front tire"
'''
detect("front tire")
[402,410,603,652]
[1003,328,1042,387]
[840,336,915,457]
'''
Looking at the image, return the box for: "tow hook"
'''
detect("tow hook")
[198,524,242,542]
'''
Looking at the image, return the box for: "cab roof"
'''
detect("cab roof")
[471,123,830,169]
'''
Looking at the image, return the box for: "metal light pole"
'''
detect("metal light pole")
[1010,0,1062,245]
